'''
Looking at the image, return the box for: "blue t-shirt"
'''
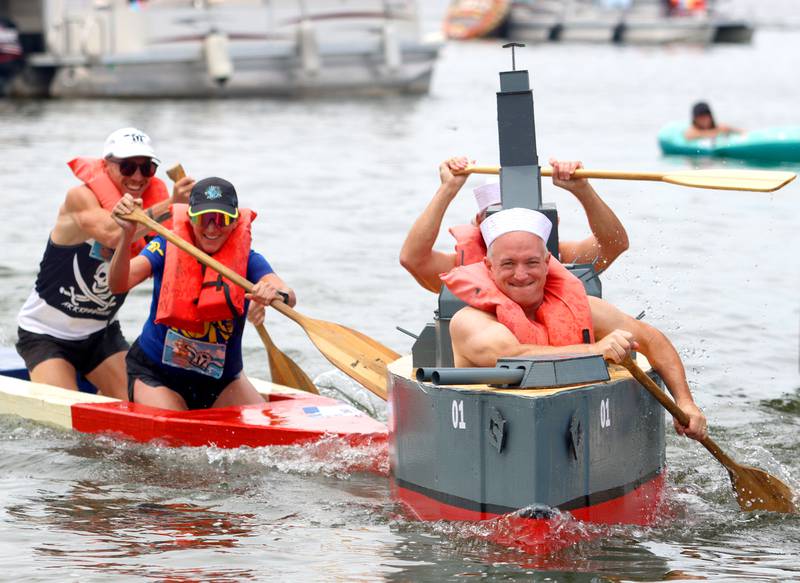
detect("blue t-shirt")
[137,236,273,381]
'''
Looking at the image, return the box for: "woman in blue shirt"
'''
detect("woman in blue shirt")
[109,177,295,410]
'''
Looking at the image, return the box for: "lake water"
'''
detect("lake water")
[1,2,799,581]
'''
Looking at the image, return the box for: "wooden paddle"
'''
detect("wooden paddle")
[622,356,797,514]
[462,166,796,193]
[165,164,318,394]
[122,205,399,400]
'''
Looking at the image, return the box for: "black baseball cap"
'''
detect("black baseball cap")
[692,101,713,118]
[188,177,239,219]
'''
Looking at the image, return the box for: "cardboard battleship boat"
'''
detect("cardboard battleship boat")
[387,45,667,552]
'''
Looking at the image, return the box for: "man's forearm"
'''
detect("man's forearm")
[638,327,694,405]
[572,183,629,268]
[109,233,134,293]
[400,183,459,266]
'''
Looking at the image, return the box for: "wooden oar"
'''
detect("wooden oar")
[165,164,318,394]
[622,356,797,514]
[462,166,796,193]
[122,206,399,400]
[254,324,318,394]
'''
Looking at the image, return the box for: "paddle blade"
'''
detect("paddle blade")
[730,463,797,514]
[299,317,399,400]
[661,169,796,192]
[256,324,318,394]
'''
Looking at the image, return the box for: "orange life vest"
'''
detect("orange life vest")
[441,256,594,346]
[155,204,255,334]
[449,224,487,266]
[68,157,170,255]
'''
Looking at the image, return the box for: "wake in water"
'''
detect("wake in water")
[389,504,689,578]
[76,431,389,480]
[209,434,389,478]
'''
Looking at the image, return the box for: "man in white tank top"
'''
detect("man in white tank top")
[16,128,194,398]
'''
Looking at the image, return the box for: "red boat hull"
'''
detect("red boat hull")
[71,392,387,448]
[393,472,665,554]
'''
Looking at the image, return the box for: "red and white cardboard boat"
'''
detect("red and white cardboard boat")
[0,350,387,448]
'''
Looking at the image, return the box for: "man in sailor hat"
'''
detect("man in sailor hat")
[446,207,707,442]
[400,156,629,293]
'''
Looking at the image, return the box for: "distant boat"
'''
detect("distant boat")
[1,0,441,98]
[504,0,753,45]
[444,0,512,40]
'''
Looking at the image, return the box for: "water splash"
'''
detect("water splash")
[314,369,388,422]
[78,431,389,480]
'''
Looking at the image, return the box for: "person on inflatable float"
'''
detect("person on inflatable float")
[446,207,708,442]
[400,156,629,293]
[109,177,295,411]
[684,101,742,141]
[15,127,194,399]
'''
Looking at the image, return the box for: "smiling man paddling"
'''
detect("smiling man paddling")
[446,207,708,441]
[15,127,194,398]
[109,177,295,411]
[400,156,629,293]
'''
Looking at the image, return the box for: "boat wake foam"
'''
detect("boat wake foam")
[194,433,390,479]
[314,369,388,422]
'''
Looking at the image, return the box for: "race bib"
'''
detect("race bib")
[162,329,226,378]
[88,240,114,262]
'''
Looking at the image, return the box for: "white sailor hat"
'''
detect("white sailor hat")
[480,207,552,248]
[473,182,501,213]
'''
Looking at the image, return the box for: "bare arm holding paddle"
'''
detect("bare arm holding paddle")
[400,156,631,293]
[109,196,154,292]
[126,172,194,241]
[550,158,629,273]
[587,295,707,441]
[246,274,297,326]
[452,297,707,441]
[400,157,472,292]
[54,169,193,249]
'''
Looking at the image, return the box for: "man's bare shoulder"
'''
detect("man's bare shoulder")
[63,184,101,212]
[51,184,105,244]
[450,305,499,332]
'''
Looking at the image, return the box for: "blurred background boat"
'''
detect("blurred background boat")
[444,0,755,45]
[442,0,511,40]
[0,0,441,98]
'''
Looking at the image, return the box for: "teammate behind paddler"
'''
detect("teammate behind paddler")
[109,177,296,411]
[15,127,194,399]
[446,207,708,441]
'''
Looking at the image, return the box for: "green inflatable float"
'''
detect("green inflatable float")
[658,122,800,163]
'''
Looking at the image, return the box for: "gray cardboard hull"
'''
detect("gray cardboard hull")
[389,371,666,518]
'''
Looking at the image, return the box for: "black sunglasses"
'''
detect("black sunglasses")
[110,157,158,178]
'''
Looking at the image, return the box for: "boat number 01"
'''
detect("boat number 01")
[600,398,611,428]
[451,400,466,429]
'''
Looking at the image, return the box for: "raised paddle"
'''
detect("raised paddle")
[121,205,399,400]
[165,164,318,394]
[621,356,797,514]
[461,166,796,193]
